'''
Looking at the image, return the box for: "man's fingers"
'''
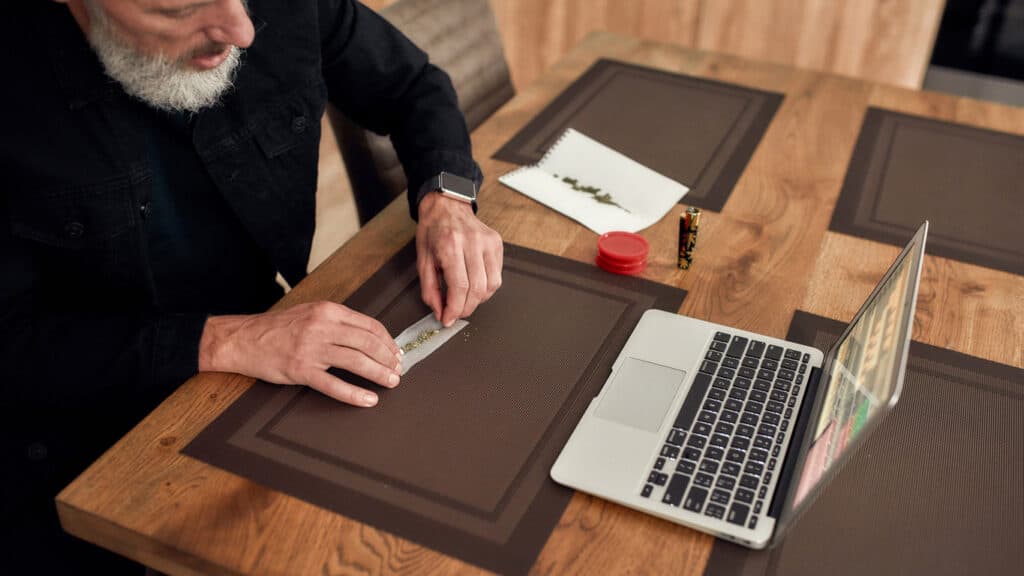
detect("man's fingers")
[441,252,469,327]
[418,255,444,322]
[328,324,401,373]
[323,345,400,389]
[460,249,488,318]
[331,304,399,356]
[306,370,379,407]
[482,239,503,297]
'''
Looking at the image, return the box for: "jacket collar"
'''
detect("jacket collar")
[47,3,120,110]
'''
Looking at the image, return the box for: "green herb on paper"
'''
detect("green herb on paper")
[401,328,441,354]
[555,175,631,213]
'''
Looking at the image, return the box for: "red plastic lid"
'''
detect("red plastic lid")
[597,231,649,264]
[596,253,647,275]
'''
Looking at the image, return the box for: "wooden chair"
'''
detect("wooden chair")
[329,0,515,224]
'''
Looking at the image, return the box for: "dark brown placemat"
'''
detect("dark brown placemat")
[705,311,1024,576]
[832,108,1024,276]
[184,243,686,575]
[493,59,783,212]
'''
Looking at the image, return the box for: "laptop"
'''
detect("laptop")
[552,222,928,549]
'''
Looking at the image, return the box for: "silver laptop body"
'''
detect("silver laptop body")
[552,222,928,549]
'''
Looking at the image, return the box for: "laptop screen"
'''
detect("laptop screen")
[779,222,928,531]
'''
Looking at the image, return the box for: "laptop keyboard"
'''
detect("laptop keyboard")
[640,331,811,531]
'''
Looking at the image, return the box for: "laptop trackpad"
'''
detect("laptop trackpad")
[595,358,686,433]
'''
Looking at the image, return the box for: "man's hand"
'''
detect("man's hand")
[416,192,503,326]
[198,302,401,407]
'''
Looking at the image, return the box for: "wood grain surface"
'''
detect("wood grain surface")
[58,31,1023,576]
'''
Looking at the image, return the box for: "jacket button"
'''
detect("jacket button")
[291,115,307,133]
[139,202,152,219]
[26,442,48,461]
[64,221,85,239]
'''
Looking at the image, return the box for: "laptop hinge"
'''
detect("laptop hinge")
[768,365,822,518]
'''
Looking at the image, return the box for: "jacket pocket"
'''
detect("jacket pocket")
[251,79,327,159]
[8,172,139,250]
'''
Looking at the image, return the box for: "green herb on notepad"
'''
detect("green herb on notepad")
[555,175,631,213]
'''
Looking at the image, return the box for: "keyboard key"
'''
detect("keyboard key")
[781,420,789,432]
[766,345,783,360]
[773,381,791,393]
[785,349,801,360]
[700,361,718,375]
[741,357,759,369]
[703,399,722,413]
[698,411,716,424]
[758,486,768,499]
[799,363,807,374]
[722,357,740,369]
[740,474,759,489]
[749,516,759,530]
[717,367,736,380]
[720,410,739,424]
[735,488,755,504]
[784,407,793,419]
[726,336,749,358]
[778,369,795,381]
[744,461,764,476]
[747,340,766,358]
[763,472,773,485]
[708,388,726,401]
[726,449,746,463]
[710,434,729,448]
[648,471,669,486]
[661,445,681,459]
[727,503,749,526]
[736,424,755,437]
[733,378,751,390]
[666,429,687,446]
[753,435,772,450]
[642,484,654,498]
[753,379,771,392]
[662,474,690,506]
[758,423,777,438]
[743,401,764,415]
[781,358,799,370]
[677,459,697,474]
[714,332,731,342]
[761,359,779,371]
[732,438,751,453]
[711,489,731,505]
[694,422,713,436]
[757,369,775,381]
[788,396,797,407]
[684,485,708,508]
[715,475,736,490]
[754,500,763,514]
[683,447,701,460]
[749,449,769,462]
[706,350,724,362]
[713,377,731,389]
[705,503,726,519]
[654,457,667,471]
[764,408,783,421]
[697,457,718,473]
[705,447,724,461]
[673,373,712,430]
[687,435,707,449]
[740,412,758,426]
[722,462,741,476]
[770,389,787,402]
[715,422,735,435]
[802,353,810,363]
[771,445,781,457]
[710,341,727,352]
[750,390,768,403]
[728,389,746,401]
[738,367,757,379]
[695,473,714,488]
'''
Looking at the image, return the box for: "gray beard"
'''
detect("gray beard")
[84,5,243,113]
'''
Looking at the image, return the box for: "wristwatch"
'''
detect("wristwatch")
[419,171,478,213]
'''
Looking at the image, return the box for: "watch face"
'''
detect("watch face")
[439,172,477,199]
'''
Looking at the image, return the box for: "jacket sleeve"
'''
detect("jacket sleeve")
[317,0,482,219]
[0,193,206,410]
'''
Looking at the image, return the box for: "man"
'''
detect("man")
[2,0,503,572]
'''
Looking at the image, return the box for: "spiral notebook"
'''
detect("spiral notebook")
[499,129,690,234]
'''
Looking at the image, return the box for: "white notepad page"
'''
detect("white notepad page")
[498,129,689,234]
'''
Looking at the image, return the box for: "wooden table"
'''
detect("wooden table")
[58,32,1024,575]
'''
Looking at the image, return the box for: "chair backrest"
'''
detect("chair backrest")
[330,0,515,224]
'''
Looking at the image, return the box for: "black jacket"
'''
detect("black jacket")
[1,1,480,571]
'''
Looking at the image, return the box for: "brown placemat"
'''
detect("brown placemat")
[705,311,1024,576]
[493,59,783,212]
[832,108,1024,276]
[184,243,686,575]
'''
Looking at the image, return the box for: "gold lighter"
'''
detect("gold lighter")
[678,206,701,269]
